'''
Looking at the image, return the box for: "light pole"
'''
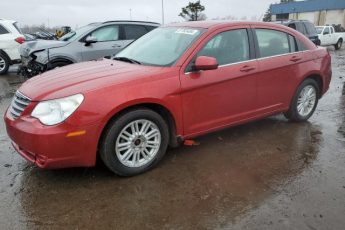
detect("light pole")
[129,8,132,20]
[161,0,165,24]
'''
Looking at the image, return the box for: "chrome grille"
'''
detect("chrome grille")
[10,91,31,119]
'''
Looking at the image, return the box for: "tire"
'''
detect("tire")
[284,79,319,122]
[334,39,343,50]
[100,108,169,176]
[0,52,10,75]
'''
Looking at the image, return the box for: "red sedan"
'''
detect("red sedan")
[4,21,332,176]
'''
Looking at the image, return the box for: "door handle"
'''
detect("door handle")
[290,56,302,62]
[112,44,122,48]
[240,65,256,72]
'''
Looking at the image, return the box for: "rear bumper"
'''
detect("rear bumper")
[4,110,100,169]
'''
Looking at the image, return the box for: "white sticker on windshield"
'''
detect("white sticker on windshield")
[175,28,198,35]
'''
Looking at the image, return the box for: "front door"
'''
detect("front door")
[180,27,258,136]
[81,25,126,61]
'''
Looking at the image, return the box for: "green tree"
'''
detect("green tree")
[263,5,272,22]
[179,1,206,21]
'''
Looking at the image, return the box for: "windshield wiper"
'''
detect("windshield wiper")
[113,56,141,65]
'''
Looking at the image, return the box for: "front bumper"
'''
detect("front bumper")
[18,56,46,78]
[4,109,100,169]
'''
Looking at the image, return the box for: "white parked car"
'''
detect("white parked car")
[316,26,345,50]
[0,19,25,74]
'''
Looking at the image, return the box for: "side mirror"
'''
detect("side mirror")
[193,56,218,71]
[85,36,98,46]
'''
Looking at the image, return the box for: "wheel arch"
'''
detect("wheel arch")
[49,57,74,65]
[0,49,11,62]
[98,101,181,154]
[304,74,324,98]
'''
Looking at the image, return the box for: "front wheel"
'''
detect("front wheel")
[284,79,319,122]
[100,108,169,176]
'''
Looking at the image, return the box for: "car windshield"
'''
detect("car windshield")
[59,25,94,41]
[316,27,324,34]
[115,27,204,66]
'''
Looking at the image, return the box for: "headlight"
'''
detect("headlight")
[31,94,84,125]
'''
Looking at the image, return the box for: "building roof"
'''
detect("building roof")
[271,0,345,15]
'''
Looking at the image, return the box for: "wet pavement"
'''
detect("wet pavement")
[0,50,345,230]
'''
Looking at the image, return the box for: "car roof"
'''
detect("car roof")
[102,20,160,26]
[0,19,17,24]
[165,20,289,30]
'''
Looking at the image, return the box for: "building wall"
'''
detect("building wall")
[324,10,345,26]
[276,9,345,26]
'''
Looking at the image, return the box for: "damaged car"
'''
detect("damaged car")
[18,20,159,78]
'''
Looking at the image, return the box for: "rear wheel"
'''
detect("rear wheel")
[334,39,343,50]
[0,53,10,75]
[284,79,319,122]
[100,108,169,176]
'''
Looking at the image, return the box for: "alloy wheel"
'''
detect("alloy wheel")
[115,119,161,168]
[0,56,6,72]
[296,85,317,117]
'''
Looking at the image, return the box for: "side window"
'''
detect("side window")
[296,23,307,35]
[323,27,330,35]
[305,22,317,35]
[197,29,250,66]
[123,25,148,40]
[287,23,297,30]
[256,29,290,58]
[0,25,9,35]
[90,25,119,42]
[145,26,157,32]
[330,27,334,34]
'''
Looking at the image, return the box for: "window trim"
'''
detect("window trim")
[184,28,254,73]
[252,28,304,59]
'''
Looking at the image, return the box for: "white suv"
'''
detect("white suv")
[0,19,25,75]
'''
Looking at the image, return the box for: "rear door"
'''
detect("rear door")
[81,25,124,61]
[253,27,304,112]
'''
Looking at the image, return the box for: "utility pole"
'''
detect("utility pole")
[161,0,165,24]
[129,9,132,20]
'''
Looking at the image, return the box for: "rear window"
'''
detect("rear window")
[123,25,148,40]
[0,24,9,35]
[304,22,317,35]
[145,26,157,32]
[296,22,307,35]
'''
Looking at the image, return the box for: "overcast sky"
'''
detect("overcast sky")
[1,0,278,28]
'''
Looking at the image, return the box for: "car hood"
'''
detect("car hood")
[19,59,171,101]
[19,40,68,57]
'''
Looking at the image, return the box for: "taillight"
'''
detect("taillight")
[15,37,25,44]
